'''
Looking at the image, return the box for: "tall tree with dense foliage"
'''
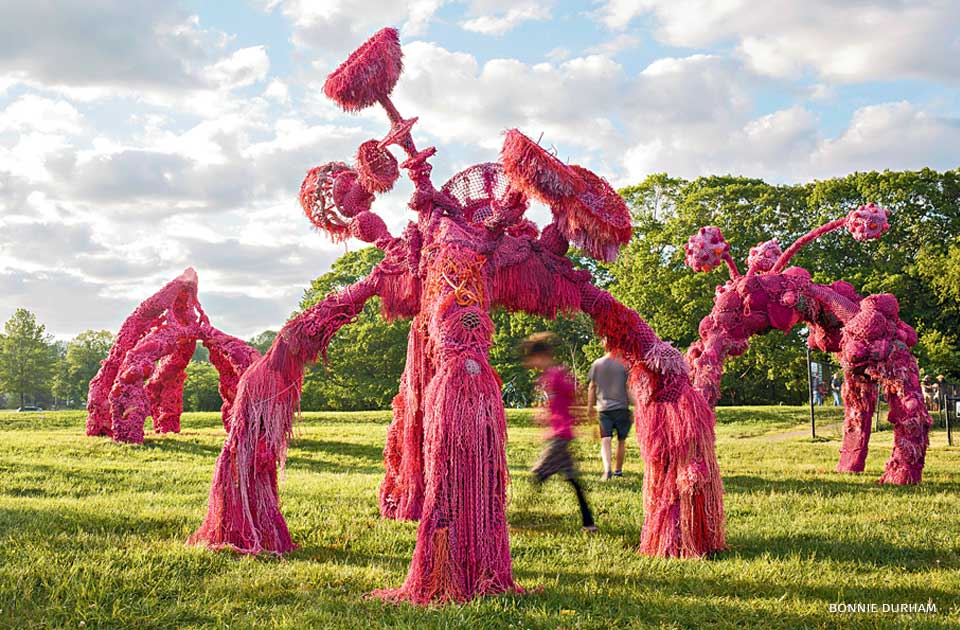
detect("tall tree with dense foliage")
[297,247,410,411]
[614,168,960,403]
[52,330,114,407]
[182,361,224,412]
[0,309,57,407]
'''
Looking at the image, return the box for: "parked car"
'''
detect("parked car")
[16,406,43,412]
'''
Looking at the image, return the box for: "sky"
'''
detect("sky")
[0,0,958,340]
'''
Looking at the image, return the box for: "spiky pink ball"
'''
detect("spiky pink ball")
[746,239,782,273]
[846,203,890,241]
[324,28,403,112]
[684,226,729,272]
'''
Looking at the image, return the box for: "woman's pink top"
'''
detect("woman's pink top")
[539,365,576,440]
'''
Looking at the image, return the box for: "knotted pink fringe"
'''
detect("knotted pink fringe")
[189,274,381,554]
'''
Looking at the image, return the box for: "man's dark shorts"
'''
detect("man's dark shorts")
[599,408,631,440]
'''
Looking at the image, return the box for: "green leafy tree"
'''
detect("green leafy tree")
[182,361,224,412]
[298,248,410,411]
[248,330,278,354]
[52,330,114,407]
[0,309,57,408]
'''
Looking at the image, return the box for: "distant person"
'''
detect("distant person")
[922,375,935,410]
[522,333,596,533]
[814,379,825,406]
[936,375,948,412]
[588,349,631,481]
[831,373,843,406]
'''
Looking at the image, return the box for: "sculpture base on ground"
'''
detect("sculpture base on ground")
[636,385,725,558]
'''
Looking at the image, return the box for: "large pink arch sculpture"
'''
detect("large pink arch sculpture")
[684,206,931,484]
[86,268,260,442]
[183,28,725,604]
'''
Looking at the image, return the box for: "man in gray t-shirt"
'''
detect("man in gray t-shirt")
[587,352,631,480]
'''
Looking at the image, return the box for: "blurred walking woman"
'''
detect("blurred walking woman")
[521,333,597,532]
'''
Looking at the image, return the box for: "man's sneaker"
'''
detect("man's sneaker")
[613,470,623,478]
[600,470,612,481]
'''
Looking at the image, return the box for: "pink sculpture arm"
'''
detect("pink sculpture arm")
[189,268,384,554]
[493,243,726,558]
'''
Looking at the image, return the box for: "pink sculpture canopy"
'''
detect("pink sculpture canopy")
[684,204,931,484]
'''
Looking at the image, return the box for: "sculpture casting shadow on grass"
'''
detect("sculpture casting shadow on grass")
[182,28,724,605]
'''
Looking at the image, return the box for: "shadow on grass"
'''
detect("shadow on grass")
[285,438,385,475]
[723,473,960,496]
[0,504,184,539]
[725,532,959,571]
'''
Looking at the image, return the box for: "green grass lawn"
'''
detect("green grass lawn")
[1,406,958,629]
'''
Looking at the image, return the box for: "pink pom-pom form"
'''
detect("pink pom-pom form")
[684,226,729,273]
[323,28,403,112]
[846,203,890,241]
[746,239,782,273]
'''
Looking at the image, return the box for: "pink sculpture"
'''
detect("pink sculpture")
[86,268,260,442]
[685,204,931,484]
[182,28,724,605]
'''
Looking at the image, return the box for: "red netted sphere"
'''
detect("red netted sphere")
[350,210,389,243]
[299,163,374,240]
[356,140,399,193]
[746,239,782,273]
[323,28,403,112]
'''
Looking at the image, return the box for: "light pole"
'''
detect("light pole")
[800,327,815,439]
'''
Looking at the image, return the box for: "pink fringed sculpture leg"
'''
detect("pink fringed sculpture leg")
[375,352,518,603]
[876,349,930,485]
[836,370,878,473]
[582,284,726,558]
[635,383,726,557]
[379,314,430,520]
[189,276,380,553]
[187,350,297,554]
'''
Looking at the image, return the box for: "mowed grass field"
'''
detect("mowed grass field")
[1,406,958,629]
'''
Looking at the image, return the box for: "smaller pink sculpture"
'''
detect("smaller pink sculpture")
[685,205,930,484]
[86,268,260,443]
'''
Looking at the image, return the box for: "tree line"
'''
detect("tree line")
[3,168,956,410]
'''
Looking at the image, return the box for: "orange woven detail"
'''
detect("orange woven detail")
[426,527,465,602]
[437,254,487,307]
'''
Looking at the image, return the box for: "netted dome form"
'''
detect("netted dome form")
[441,162,516,227]
[299,162,373,241]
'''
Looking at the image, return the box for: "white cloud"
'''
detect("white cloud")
[811,102,960,177]
[265,0,445,55]
[593,0,960,83]
[204,46,270,89]
[461,4,551,35]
